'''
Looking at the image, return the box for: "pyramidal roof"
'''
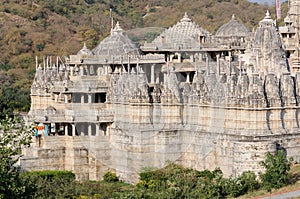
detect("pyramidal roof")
[248,11,288,75]
[215,14,251,37]
[146,13,210,50]
[92,22,140,57]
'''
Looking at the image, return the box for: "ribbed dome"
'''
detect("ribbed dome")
[148,13,210,50]
[77,43,93,56]
[215,15,250,37]
[92,22,140,56]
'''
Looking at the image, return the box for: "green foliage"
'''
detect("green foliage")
[0,116,35,199]
[25,170,75,182]
[21,170,132,199]
[10,162,298,198]
[135,163,260,199]
[22,170,76,199]
[103,171,119,182]
[225,171,259,197]
[0,84,31,119]
[260,149,293,191]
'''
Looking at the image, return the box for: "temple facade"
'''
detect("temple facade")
[22,1,300,183]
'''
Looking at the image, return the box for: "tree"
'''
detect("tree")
[260,149,293,192]
[0,116,35,199]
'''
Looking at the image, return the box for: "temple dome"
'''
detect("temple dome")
[92,22,140,56]
[77,43,93,56]
[215,15,250,37]
[145,13,210,50]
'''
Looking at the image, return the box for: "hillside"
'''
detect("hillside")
[0,0,288,116]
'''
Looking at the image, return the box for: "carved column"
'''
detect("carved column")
[64,94,68,103]
[80,66,84,76]
[88,94,92,103]
[229,51,232,76]
[155,71,160,84]
[81,94,85,104]
[88,123,92,136]
[239,55,243,76]
[217,53,220,76]
[70,66,74,76]
[80,124,84,136]
[95,123,99,136]
[151,64,155,84]
[72,124,76,136]
[186,72,190,83]
[65,124,68,136]
[206,53,209,76]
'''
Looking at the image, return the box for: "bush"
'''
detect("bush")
[103,171,119,182]
[24,170,75,182]
[22,170,75,199]
[260,149,293,191]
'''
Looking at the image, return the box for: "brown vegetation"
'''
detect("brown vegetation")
[0,0,288,113]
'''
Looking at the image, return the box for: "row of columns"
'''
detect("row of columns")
[39,123,108,136]
[64,123,108,136]
[150,64,160,84]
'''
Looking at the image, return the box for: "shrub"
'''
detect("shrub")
[21,170,75,199]
[103,171,119,182]
[260,149,293,191]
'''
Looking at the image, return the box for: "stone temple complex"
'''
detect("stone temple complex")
[22,1,300,183]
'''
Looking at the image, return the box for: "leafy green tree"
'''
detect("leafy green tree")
[260,149,293,192]
[0,116,35,199]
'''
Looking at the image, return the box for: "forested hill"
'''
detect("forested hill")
[0,0,288,117]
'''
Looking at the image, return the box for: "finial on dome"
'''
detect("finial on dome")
[180,12,192,22]
[111,21,124,35]
[184,12,188,18]
[265,10,271,19]
[115,21,121,30]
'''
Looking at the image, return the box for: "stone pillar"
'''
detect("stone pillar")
[70,67,74,76]
[88,123,92,136]
[54,94,58,102]
[155,72,160,84]
[206,54,209,76]
[95,123,99,136]
[216,53,220,76]
[90,65,95,75]
[239,55,242,76]
[178,53,182,63]
[80,66,84,76]
[164,73,167,83]
[80,124,84,136]
[229,51,232,76]
[151,64,155,84]
[88,94,92,103]
[72,124,76,136]
[65,124,68,136]
[81,94,85,104]
[186,72,190,83]
[64,94,68,103]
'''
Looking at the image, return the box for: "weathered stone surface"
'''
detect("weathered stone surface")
[22,4,300,183]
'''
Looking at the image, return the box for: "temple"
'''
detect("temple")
[22,1,300,183]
